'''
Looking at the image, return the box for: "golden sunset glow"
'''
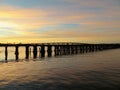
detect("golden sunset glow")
[0,0,120,43]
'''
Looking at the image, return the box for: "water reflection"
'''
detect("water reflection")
[0,49,120,90]
[0,47,31,62]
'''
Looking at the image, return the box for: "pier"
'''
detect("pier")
[0,43,120,62]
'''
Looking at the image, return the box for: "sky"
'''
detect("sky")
[0,0,120,43]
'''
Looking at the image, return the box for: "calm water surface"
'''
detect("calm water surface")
[0,49,120,90]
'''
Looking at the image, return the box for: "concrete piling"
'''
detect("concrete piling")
[25,45,29,59]
[15,45,19,61]
[41,45,45,58]
[47,45,52,57]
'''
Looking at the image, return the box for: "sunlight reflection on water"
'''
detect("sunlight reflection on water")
[0,49,120,90]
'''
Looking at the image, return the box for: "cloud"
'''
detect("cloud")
[1,29,120,43]
[0,0,120,43]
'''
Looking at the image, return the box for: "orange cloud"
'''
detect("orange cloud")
[0,4,120,43]
[1,31,119,43]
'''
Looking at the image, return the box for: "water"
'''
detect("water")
[0,48,120,90]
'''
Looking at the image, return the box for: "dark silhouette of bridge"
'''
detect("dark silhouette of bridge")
[0,43,120,62]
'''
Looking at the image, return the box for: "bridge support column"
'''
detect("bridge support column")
[63,46,67,55]
[25,45,29,59]
[67,45,70,55]
[54,45,59,56]
[82,45,85,53]
[94,45,97,51]
[15,45,19,61]
[100,45,103,51]
[41,45,45,58]
[59,45,63,55]
[75,45,78,54]
[84,45,88,53]
[71,45,75,54]
[89,45,92,52]
[91,45,94,52]
[5,46,8,62]
[33,45,37,59]
[79,45,83,53]
[87,45,89,52]
[47,45,52,57]
[70,45,72,54]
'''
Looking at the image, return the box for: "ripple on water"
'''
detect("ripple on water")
[0,49,120,90]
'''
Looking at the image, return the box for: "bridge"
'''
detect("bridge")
[0,43,120,62]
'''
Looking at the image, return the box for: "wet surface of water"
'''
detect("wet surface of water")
[0,49,120,90]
